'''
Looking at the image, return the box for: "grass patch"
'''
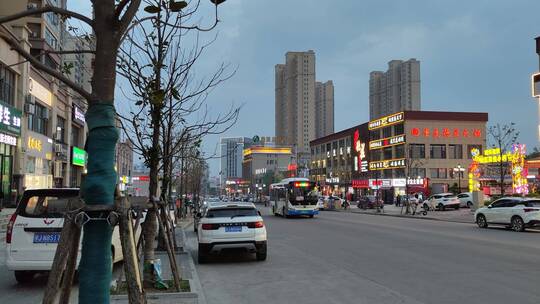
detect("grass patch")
[111,279,190,295]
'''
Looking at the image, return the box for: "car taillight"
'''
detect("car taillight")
[202,223,218,230]
[247,221,264,228]
[6,213,17,244]
[524,208,540,213]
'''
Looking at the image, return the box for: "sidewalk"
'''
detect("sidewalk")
[335,204,475,224]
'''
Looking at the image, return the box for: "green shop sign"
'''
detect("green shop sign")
[72,147,87,167]
[0,100,22,135]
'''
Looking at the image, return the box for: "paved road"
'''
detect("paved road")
[186,206,540,304]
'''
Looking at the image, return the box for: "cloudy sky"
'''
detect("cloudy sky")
[71,0,540,176]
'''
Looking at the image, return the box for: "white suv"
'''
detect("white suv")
[196,202,267,263]
[5,189,138,283]
[424,193,460,211]
[475,197,540,232]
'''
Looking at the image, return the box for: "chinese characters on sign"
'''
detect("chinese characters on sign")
[368,112,404,130]
[369,134,406,150]
[410,127,482,139]
[73,106,85,125]
[0,133,17,146]
[0,101,22,135]
[354,130,368,172]
[27,136,43,152]
[369,158,406,170]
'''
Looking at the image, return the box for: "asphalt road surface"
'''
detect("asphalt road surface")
[186,206,540,304]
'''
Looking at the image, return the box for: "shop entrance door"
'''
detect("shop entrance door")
[0,155,13,207]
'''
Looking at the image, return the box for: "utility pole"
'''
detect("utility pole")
[535,37,540,141]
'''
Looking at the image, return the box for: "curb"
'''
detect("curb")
[184,250,207,304]
[333,208,475,224]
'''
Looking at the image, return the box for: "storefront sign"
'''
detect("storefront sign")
[0,132,17,146]
[369,134,405,150]
[352,179,369,188]
[73,106,85,125]
[0,101,22,135]
[369,179,393,189]
[72,147,86,167]
[132,176,150,182]
[287,163,298,171]
[354,130,368,173]
[392,178,406,187]
[369,158,406,171]
[27,136,43,152]
[28,77,52,106]
[410,127,482,139]
[407,178,427,186]
[369,112,404,130]
[255,168,267,175]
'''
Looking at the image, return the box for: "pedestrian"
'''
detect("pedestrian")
[396,194,401,207]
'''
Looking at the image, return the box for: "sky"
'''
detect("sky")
[70,0,540,176]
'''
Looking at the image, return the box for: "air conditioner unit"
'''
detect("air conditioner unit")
[25,94,35,104]
[27,3,38,10]
[24,103,35,114]
[53,161,62,178]
[54,143,63,153]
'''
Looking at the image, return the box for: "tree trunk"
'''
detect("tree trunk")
[78,3,120,303]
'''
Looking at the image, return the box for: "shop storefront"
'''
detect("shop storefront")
[24,132,53,190]
[70,146,86,187]
[0,101,22,206]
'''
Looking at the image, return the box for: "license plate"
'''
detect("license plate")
[225,226,242,232]
[33,233,60,243]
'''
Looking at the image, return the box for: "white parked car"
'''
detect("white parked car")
[457,192,474,208]
[424,193,460,211]
[475,197,540,232]
[5,188,142,284]
[196,202,267,263]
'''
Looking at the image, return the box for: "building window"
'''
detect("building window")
[430,168,447,179]
[395,145,405,158]
[71,125,80,147]
[382,126,392,138]
[409,144,425,158]
[0,64,16,105]
[44,27,58,49]
[383,147,392,159]
[410,168,426,178]
[28,103,49,135]
[448,144,463,159]
[394,123,404,135]
[467,145,483,159]
[56,116,65,143]
[430,144,446,159]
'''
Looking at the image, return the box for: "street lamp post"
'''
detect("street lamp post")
[453,164,465,193]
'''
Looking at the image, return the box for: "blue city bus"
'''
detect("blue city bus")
[270,178,319,218]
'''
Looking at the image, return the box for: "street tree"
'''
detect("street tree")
[488,123,520,196]
[0,1,143,302]
[116,0,237,285]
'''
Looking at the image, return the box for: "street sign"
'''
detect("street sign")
[533,72,540,98]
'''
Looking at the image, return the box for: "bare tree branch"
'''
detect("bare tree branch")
[0,5,94,28]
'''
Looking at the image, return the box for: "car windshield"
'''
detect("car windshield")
[443,194,456,198]
[19,191,79,218]
[205,207,258,218]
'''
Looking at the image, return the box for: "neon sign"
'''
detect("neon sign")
[354,130,368,172]
[294,182,311,187]
[369,112,404,130]
[369,158,406,171]
[369,134,405,150]
[411,127,482,139]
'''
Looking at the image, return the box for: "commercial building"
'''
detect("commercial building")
[0,1,91,207]
[369,59,421,120]
[242,146,295,195]
[220,137,253,187]
[310,110,488,201]
[275,50,334,170]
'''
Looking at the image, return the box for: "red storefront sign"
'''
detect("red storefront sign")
[352,180,369,189]
[138,176,150,181]
[410,128,482,138]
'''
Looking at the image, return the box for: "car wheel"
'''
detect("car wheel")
[14,271,35,284]
[438,203,445,211]
[198,245,209,264]
[466,202,473,208]
[511,216,525,232]
[256,243,267,261]
[476,214,488,228]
